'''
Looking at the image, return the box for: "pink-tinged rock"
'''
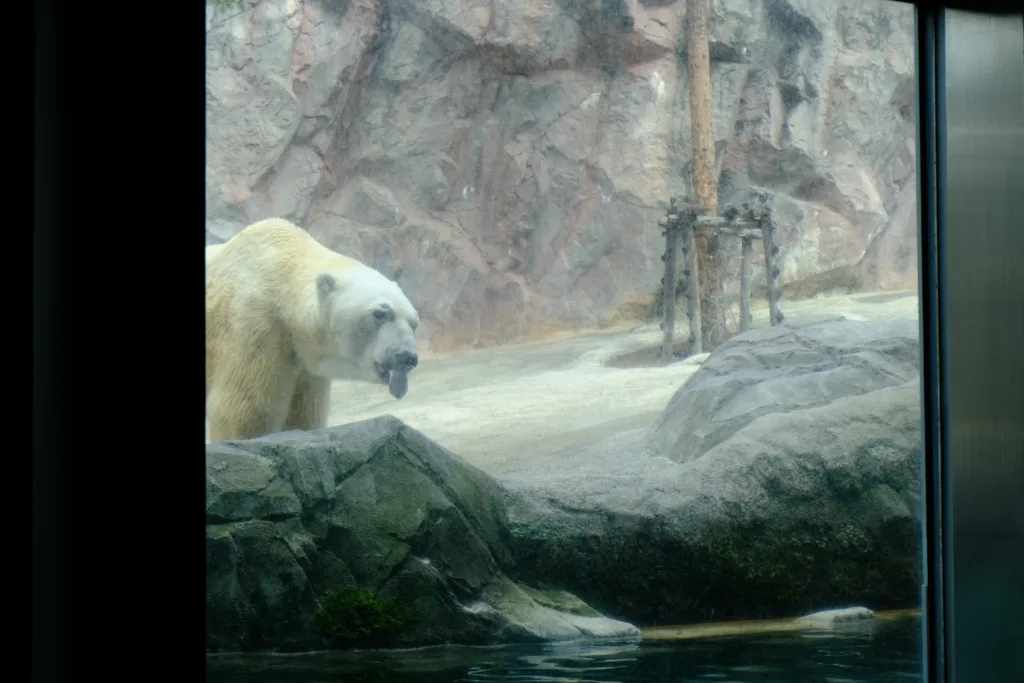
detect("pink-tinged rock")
[206,0,918,351]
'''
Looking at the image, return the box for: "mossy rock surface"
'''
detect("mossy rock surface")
[311,587,410,648]
[206,417,639,652]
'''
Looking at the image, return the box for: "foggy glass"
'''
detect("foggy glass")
[205,0,924,680]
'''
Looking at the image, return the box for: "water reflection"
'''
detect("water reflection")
[466,641,641,682]
[207,614,920,683]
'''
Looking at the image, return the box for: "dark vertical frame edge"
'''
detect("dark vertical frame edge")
[932,10,954,683]
[33,0,68,679]
[913,4,949,683]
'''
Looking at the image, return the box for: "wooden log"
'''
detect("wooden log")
[694,216,760,230]
[715,227,764,239]
[683,218,703,355]
[687,0,721,350]
[660,222,680,359]
[740,236,752,333]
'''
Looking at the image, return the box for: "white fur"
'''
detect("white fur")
[205,217,419,441]
[205,243,225,266]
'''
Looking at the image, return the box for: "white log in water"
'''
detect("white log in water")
[794,607,876,628]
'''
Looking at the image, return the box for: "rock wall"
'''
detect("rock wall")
[206,0,917,352]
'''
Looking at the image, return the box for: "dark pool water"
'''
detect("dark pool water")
[207,614,921,683]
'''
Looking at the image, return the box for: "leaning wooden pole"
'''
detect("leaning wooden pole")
[686,0,722,348]
[660,201,680,359]
[682,211,702,355]
[760,204,784,326]
[739,235,753,332]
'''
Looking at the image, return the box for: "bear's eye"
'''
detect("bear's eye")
[373,307,393,323]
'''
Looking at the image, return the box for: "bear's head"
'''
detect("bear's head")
[316,268,420,399]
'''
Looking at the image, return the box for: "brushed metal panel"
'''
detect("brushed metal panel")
[942,10,1024,682]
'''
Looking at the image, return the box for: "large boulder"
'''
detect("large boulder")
[502,317,923,626]
[205,416,639,652]
[652,316,921,463]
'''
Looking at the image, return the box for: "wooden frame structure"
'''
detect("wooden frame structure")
[657,194,784,359]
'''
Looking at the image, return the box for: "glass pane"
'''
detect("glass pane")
[205,0,923,680]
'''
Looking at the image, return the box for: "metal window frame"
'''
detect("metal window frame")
[915,5,1024,682]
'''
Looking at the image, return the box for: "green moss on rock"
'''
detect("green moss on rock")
[311,587,410,648]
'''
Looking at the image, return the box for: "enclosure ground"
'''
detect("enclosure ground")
[321,290,919,477]
[605,341,692,369]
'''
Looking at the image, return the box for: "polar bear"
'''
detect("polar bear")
[205,243,225,266]
[205,217,420,442]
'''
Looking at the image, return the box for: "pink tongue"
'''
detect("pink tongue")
[388,371,408,399]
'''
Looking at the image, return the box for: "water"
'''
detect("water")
[207,614,921,682]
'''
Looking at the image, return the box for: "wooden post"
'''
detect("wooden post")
[660,204,680,359]
[739,236,752,332]
[683,212,703,355]
[686,0,722,349]
[761,208,783,326]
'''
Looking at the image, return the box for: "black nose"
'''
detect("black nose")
[395,351,418,370]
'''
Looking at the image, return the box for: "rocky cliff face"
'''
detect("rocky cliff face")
[206,0,916,352]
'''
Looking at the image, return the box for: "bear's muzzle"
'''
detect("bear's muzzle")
[375,350,418,399]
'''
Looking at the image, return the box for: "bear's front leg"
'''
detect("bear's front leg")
[206,350,299,441]
[283,371,332,432]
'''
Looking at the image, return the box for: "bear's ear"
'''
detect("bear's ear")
[316,273,337,300]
